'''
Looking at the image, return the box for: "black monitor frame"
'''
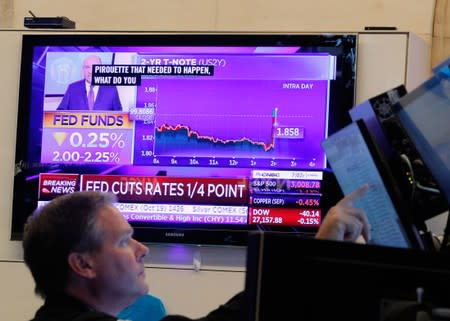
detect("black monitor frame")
[11,32,356,246]
[245,231,450,321]
[392,73,450,207]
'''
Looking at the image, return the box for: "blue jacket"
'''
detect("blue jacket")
[57,80,122,111]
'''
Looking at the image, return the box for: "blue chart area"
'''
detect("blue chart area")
[151,107,315,160]
[136,78,328,167]
[154,120,276,158]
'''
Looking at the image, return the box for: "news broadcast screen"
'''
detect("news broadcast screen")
[12,34,356,245]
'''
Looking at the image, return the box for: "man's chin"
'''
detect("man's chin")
[128,285,149,304]
[139,282,149,295]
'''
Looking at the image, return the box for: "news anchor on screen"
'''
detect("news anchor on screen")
[57,54,123,111]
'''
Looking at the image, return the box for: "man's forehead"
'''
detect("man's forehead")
[98,205,133,235]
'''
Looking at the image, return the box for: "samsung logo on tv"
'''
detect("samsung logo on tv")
[165,232,185,238]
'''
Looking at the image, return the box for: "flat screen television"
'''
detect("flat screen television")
[11,33,357,246]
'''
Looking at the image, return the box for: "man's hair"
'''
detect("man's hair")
[22,191,117,298]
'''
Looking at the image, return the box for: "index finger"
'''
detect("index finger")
[339,183,369,206]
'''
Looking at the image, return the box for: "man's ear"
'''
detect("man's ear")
[68,252,96,278]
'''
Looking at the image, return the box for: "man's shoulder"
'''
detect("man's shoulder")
[31,295,118,321]
[72,311,117,321]
[67,79,86,89]
[30,310,116,321]
[98,85,119,92]
[160,291,245,321]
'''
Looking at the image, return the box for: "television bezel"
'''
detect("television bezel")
[11,32,357,246]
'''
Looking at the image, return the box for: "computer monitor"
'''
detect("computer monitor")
[321,119,424,249]
[349,85,447,223]
[392,61,450,206]
[245,231,450,321]
[348,85,407,162]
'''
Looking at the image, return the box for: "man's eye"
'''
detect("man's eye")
[119,238,130,246]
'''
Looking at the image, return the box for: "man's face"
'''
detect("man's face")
[83,56,101,84]
[90,204,149,306]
